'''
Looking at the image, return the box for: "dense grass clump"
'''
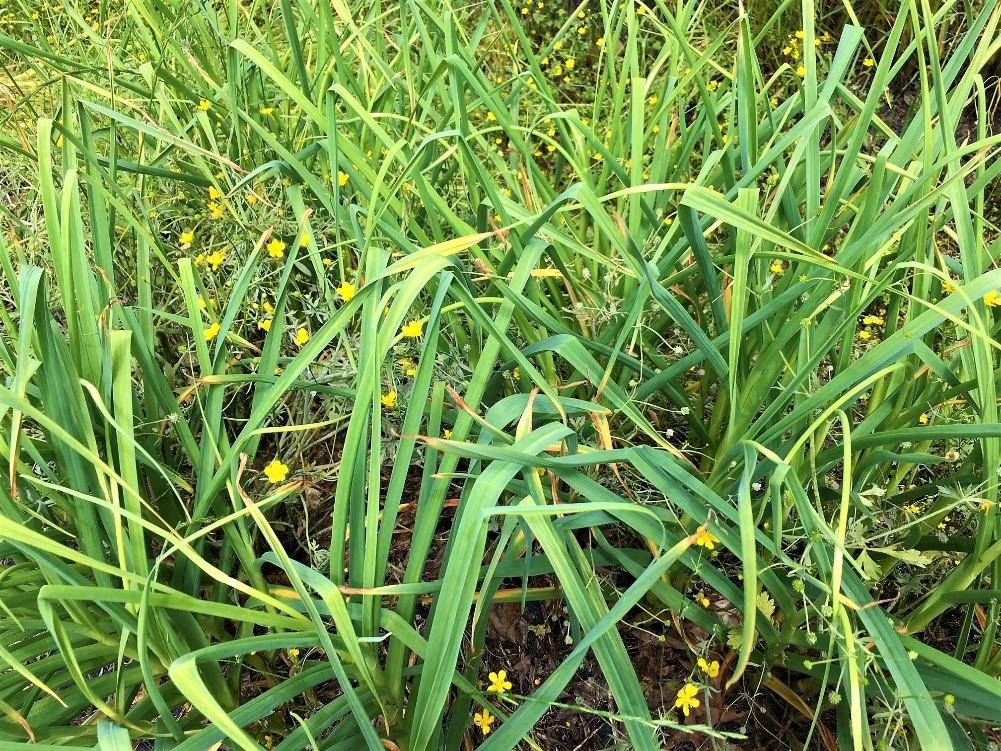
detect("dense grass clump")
[1,0,1001,748]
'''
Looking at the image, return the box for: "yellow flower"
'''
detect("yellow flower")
[858,329,872,341]
[381,390,398,409]
[323,258,334,267]
[706,79,719,92]
[337,281,357,302]
[695,529,719,550]
[338,171,349,188]
[260,106,274,116]
[473,709,495,735]
[197,297,208,310]
[198,99,212,111]
[905,504,921,514]
[983,290,1001,307]
[443,429,453,439]
[695,591,710,608]
[863,57,876,67]
[697,657,720,679]
[942,279,956,294]
[206,250,226,271]
[179,230,195,245]
[918,413,929,425]
[203,322,221,341]
[796,65,806,77]
[263,459,289,484]
[208,202,224,219]
[267,238,287,259]
[862,314,884,325]
[770,260,784,274]
[262,300,275,315]
[299,233,311,248]
[487,670,512,693]
[401,320,424,338]
[674,683,700,717]
[596,36,604,47]
[293,327,310,346]
[208,186,221,200]
[258,318,272,332]
[565,58,575,71]
[245,192,259,206]
[795,30,804,39]
[287,647,300,658]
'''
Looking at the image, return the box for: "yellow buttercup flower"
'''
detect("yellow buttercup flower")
[337,281,357,302]
[206,250,226,270]
[863,57,876,67]
[918,413,929,425]
[208,202,224,219]
[697,657,720,679]
[696,591,710,608]
[487,670,512,693]
[796,65,806,77]
[983,290,1001,307]
[263,459,289,484]
[401,320,424,338]
[198,99,211,111]
[258,318,272,332]
[299,233,311,248]
[695,529,718,550]
[473,709,495,735]
[674,683,700,717]
[293,327,310,346]
[338,171,349,187]
[203,322,221,341]
[179,230,195,245]
[770,260,784,275]
[262,300,275,315]
[381,390,397,409]
[267,238,287,259]
[208,186,221,200]
[862,314,884,325]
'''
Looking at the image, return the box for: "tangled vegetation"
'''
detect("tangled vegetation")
[1,0,1000,748]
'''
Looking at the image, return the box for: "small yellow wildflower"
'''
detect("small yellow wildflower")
[795,30,805,39]
[770,261,784,275]
[246,192,259,206]
[695,592,710,608]
[299,233,311,248]
[863,57,876,67]
[208,186,221,200]
[858,329,872,341]
[263,459,289,484]
[267,238,287,259]
[401,320,424,338]
[695,529,719,550]
[258,318,272,332]
[198,99,211,111]
[905,504,921,514]
[337,281,357,302]
[260,106,274,116]
[381,390,398,409]
[565,58,575,71]
[443,429,453,439]
[487,670,512,693]
[674,684,700,717]
[942,279,956,294]
[293,327,310,346]
[338,171,349,188]
[983,290,1001,307]
[179,230,195,246]
[206,250,226,271]
[918,413,929,425]
[697,657,720,679]
[596,36,604,47]
[862,314,884,325]
[203,322,221,341]
[473,709,496,735]
[287,647,300,658]
[208,202,224,220]
[263,300,275,315]
[796,65,806,77]
[323,258,334,267]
